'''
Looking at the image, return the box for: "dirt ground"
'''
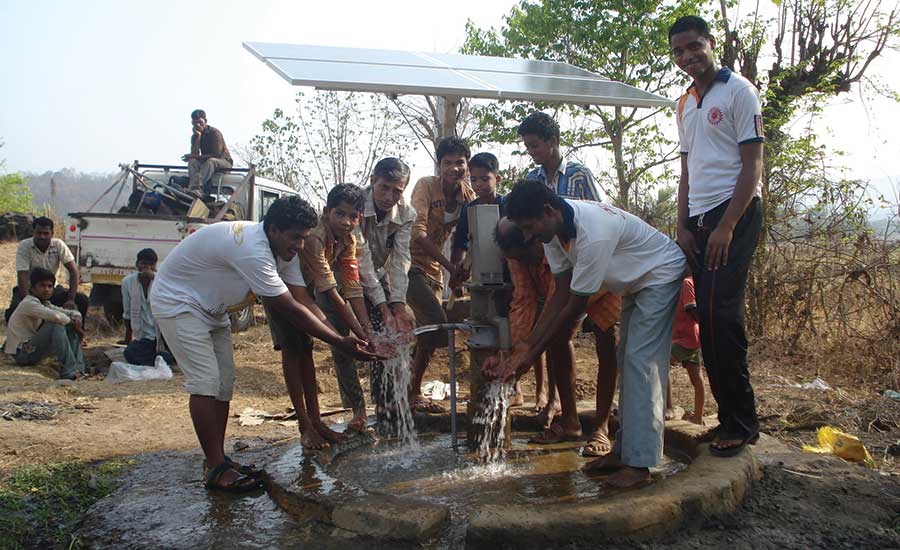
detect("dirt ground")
[1,238,899,488]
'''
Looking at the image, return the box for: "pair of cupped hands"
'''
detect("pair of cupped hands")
[482,341,530,382]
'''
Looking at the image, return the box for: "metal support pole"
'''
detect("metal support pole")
[448,328,458,452]
[413,322,469,452]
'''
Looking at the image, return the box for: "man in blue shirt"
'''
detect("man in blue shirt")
[519,112,602,201]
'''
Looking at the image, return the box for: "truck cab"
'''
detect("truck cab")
[65,162,298,329]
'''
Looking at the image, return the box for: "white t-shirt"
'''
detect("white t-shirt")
[150,221,305,328]
[676,67,764,217]
[544,200,686,296]
[16,237,75,279]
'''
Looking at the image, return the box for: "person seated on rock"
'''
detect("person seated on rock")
[6,216,89,324]
[120,248,174,366]
[485,181,686,489]
[180,109,233,197]
[4,268,86,380]
[495,217,621,456]
[300,184,378,434]
[150,196,378,493]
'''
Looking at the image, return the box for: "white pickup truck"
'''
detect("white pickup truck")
[64,162,299,330]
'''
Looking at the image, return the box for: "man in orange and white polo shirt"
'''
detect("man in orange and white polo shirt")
[671,15,765,457]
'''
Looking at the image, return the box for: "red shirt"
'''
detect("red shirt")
[672,277,700,350]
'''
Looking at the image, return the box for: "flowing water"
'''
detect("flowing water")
[370,330,418,448]
[470,380,512,462]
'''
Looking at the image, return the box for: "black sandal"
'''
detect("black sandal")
[709,432,760,457]
[225,455,263,477]
[205,462,263,493]
[204,455,262,478]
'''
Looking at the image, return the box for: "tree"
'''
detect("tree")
[0,140,34,212]
[0,173,34,212]
[462,0,707,212]
[245,91,414,205]
[716,0,900,338]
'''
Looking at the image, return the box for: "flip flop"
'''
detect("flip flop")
[582,431,613,457]
[529,423,582,444]
[710,432,760,457]
[205,462,263,494]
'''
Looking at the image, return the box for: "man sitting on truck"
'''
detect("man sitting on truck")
[150,196,378,493]
[180,109,233,197]
[120,248,174,366]
[5,216,89,324]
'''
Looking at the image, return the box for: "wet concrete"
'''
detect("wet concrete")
[77,414,759,549]
[329,434,686,506]
[76,441,418,550]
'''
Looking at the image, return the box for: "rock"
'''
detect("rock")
[0,212,34,242]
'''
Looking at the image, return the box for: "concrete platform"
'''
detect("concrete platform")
[264,409,761,547]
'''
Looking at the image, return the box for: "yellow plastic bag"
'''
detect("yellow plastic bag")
[802,426,875,468]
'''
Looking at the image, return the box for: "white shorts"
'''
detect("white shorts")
[157,313,235,401]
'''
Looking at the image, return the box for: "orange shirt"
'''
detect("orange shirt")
[508,256,621,343]
[408,176,476,285]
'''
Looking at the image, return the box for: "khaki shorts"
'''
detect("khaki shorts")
[263,302,313,354]
[671,343,701,366]
[406,268,448,347]
[157,313,235,401]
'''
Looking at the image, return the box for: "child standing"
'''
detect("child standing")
[669,276,705,425]
[302,184,376,434]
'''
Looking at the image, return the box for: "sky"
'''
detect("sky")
[1,0,898,206]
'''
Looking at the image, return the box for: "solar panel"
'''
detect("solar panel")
[244,42,673,109]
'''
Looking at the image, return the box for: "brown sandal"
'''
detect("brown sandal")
[582,431,613,457]
[529,423,582,444]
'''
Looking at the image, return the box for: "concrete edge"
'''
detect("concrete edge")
[263,440,451,541]
[466,426,761,548]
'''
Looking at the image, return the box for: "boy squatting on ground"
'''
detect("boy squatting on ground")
[4,267,86,380]
[6,216,89,324]
[150,196,377,493]
[316,159,418,431]
[485,181,686,489]
[495,218,621,457]
[670,15,765,456]
[407,136,476,412]
[517,110,619,426]
[120,248,175,366]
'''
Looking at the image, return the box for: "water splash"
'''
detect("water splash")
[370,330,419,448]
[471,380,512,463]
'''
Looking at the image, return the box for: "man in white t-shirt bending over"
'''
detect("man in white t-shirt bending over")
[486,181,686,489]
[151,196,376,494]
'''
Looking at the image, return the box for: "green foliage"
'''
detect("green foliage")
[462,0,708,216]
[0,460,131,549]
[0,173,33,212]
